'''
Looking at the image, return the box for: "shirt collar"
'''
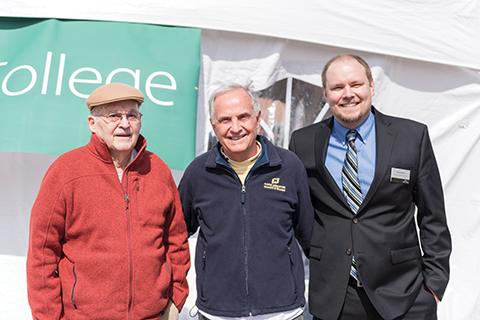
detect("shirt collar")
[332,111,375,145]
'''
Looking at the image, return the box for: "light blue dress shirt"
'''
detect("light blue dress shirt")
[325,112,377,198]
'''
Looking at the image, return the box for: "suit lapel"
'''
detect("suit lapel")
[314,118,350,211]
[358,108,394,214]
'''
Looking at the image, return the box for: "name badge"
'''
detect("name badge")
[390,167,410,184]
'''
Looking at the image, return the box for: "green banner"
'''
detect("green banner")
[0,18,200,170]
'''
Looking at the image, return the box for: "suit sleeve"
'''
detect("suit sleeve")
[164,175,191,311]
[26,165,66,320]
[415,126,451,300]
[289,131,298,154]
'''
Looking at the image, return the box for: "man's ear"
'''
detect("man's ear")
[87,116,96,133]
[256,110,262,130]
[209,118,216,135]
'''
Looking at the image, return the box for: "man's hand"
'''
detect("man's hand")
[159,300,179,320]
[427,285,440,305]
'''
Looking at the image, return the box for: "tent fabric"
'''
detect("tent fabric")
[1,0,480,69]
[199,31,480,320]
[1,2,480,320]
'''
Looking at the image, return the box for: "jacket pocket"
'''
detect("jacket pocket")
[391,246,421,265]
[200,250,206,297]
[136,182,142,221]
[59,255,78,310]
[72,264,78,309]
[310,245,323,261]
[287,246,297,294]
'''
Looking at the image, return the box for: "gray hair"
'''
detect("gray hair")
[208,82,260,120]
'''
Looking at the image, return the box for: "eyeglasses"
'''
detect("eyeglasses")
[97,111,143,124]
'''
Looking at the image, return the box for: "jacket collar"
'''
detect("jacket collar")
[206,135,281,169]
[86,133,147,168]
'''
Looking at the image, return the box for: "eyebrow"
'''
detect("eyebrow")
[109,111,139,114]
[217,112,252,122]
[216,115,231,122]
[329,80,364,88]
[104,110,140,115]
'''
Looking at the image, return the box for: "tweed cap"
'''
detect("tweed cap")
[86,83,144,111]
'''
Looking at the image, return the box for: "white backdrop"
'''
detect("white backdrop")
[1,1,480,319]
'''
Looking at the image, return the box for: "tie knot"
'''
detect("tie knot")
[346,130,358,143]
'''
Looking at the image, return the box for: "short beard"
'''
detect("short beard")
[338,112,364,124]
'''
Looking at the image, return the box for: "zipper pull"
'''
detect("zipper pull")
[202,251,206,269]
[125,194,130,209]
[288,246,294,264]
[241,185,246,204]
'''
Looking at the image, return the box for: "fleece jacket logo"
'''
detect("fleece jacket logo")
[264,178,286,192]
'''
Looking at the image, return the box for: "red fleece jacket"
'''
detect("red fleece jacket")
[27,133,190,320]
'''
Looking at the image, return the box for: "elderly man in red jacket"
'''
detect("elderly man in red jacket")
[27,83,190,320]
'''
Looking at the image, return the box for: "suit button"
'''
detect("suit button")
[346,249,352,255]
[353,218,358,224]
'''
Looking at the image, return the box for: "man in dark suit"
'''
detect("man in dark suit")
[289,54,451,320]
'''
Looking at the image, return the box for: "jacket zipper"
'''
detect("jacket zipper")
[241,184,252,315]
[123,174,134,320]
[219,160,260,316]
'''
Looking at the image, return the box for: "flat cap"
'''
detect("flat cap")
[86,83,144,111]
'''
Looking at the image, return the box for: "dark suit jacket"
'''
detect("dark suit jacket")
[289,108,451,320]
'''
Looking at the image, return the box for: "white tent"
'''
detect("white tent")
[1,1,479,319]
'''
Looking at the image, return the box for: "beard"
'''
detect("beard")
[336,106,366,124]
[338,112,364,124]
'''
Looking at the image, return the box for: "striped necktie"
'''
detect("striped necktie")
[342,130,362,283]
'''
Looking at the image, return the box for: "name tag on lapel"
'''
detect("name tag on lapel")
[390,167,410,184]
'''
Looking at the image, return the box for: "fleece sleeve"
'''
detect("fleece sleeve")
[291,155,314,258]
[164,174,191,311]
[26,165,66,320]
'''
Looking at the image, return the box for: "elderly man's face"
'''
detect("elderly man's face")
[323,57,375,129]
[210,89,261,162]
[88,100,141,158]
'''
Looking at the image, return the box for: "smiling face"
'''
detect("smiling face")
[88,99,141,159]
[210,88,261,162]
[323,56,375,129]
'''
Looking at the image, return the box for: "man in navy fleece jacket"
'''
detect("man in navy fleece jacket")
[179,82,314,320]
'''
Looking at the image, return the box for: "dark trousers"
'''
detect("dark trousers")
[314,281,437,320]
[200,313,304,320]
